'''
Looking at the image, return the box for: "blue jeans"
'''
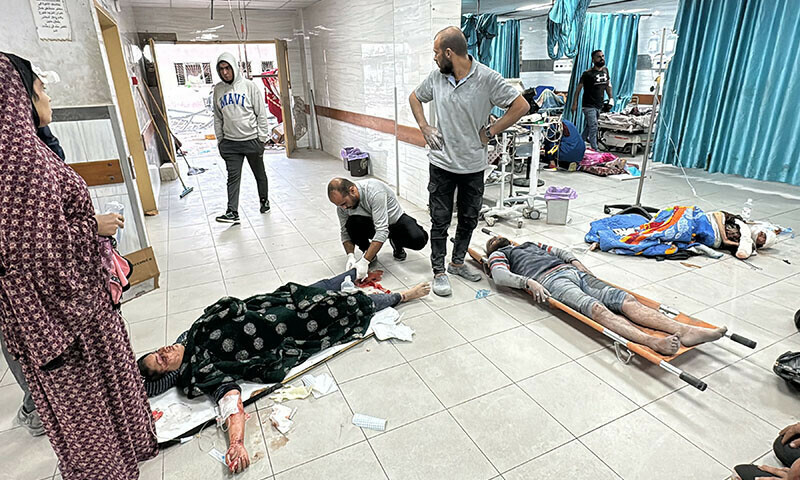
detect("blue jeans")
[310,269,401,311]
[540,267,628,317]
[582,107,600,150]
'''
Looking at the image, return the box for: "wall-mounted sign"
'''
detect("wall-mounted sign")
[29,0,72,41]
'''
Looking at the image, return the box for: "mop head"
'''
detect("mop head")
[179,186,194,198]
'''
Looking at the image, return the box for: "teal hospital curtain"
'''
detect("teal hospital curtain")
[652,0,746,170]
[547,0,592,59]
[489,20,520,78]
[655,0,800,185]
[489,19,520,117]
[564,13,640,131]
[461,14,498,65]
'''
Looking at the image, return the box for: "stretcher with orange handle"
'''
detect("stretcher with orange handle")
[469,228,758,391]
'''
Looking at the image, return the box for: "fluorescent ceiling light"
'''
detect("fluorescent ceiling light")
[515,3,551,11]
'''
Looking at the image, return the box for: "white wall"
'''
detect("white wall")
[2,0,113,107]
[2,0,152,251]
[301,0,460,207]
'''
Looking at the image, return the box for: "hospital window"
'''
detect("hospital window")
[174,63,186,85]
[201,63,213,84]
[261,60,274,72]
[240,61,252,76]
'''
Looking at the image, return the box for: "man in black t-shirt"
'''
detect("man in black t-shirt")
[571,49,613,150]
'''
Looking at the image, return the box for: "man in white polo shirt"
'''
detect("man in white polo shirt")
[410,26,530,296]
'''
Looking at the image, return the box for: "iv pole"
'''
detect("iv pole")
[603,27,668,219]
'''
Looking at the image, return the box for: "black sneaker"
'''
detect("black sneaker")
[215,211,240,224]
[260,201,271,214]
[390,237,407,261]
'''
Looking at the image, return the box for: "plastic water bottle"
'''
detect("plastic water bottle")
[741,198,753,222]
[105,201,125,245]
[340,275,357,293]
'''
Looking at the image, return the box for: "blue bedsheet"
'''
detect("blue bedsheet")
[585,206,716,257]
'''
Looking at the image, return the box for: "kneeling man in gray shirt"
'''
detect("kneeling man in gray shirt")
[328,178,429,280]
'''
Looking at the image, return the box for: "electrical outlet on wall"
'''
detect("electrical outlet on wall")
[651,57,670,70]
[553,59,573,73]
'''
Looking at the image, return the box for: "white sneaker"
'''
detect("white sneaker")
[432,274,452,297]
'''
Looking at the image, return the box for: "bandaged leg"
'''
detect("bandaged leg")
[620,296,727,347]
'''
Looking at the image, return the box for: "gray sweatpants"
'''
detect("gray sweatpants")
[0,328,36,412]
[219,138,269,214]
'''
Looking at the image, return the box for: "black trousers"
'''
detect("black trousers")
[219,138,269,214]
[428,164,485,274]
[345,214,428,253]
[734,435,800,479]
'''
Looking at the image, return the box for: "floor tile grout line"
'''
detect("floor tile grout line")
[415,304,605,473]
[572,436,627,480]
[638,406,736,474]
[361,438,392,480]
[442,408,503,477]
[649,384,784,466]
[252,408,277,478]
[139,152,800,479]
[318,362,391,477]
[703,360,794,431]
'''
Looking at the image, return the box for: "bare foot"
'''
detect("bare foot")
[679,325,728,347]
[650,334,681,355]
[400,282,431,302]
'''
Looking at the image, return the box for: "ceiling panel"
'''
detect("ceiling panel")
[127,0,323,10]
[462,0,678,18]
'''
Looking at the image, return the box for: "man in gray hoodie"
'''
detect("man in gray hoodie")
[213,52,271,224]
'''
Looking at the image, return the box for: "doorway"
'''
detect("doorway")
[95,3,159,214]
[150,42,294,163]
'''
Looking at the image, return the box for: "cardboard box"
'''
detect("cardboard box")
[126,246,160,289]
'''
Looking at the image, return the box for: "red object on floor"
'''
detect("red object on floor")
[356,270,392,293]
[152,410,164,422]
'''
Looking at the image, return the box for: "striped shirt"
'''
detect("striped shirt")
[488,242,578,289]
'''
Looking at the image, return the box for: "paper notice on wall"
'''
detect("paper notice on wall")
[29,0,72,41]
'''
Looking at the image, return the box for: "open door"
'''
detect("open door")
[275,39,296,156]
[94,3,158,214]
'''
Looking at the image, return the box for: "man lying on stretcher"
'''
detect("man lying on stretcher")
[485,236,727,355]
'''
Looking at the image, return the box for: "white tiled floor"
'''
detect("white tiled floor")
[2,143,800,480]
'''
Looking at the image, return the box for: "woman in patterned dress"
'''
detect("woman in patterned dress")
[0,54,157,479]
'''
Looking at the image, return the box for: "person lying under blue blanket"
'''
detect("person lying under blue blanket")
[137,270,429,474]
[485,236,727,356]
[585,206,781,259]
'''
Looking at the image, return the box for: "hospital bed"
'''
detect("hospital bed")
[597,101,655,156]
[467,228,758,391]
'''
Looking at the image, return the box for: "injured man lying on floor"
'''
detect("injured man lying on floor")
[137,270,430,474]
[485,236,727,355]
